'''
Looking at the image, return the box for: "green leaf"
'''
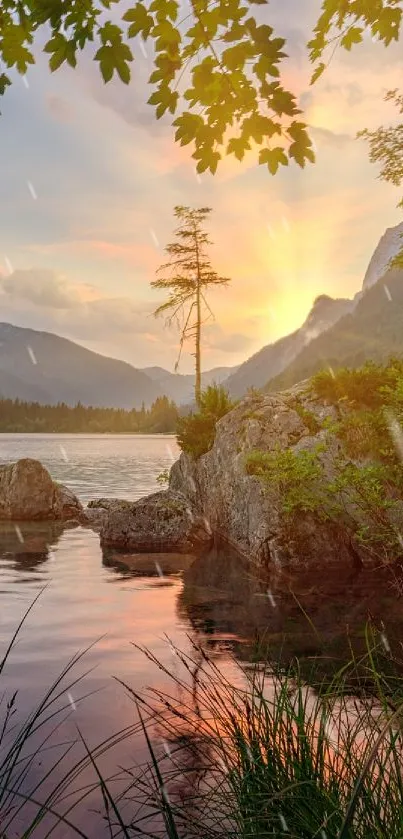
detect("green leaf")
[227,135,251,161]
[0,73,11,96]
[116,59,131,83]
[222,42,253,71]
[259,146,288,174]
[124,3,154,39]
[173,111,204,145]
[310,61,326,85]
[340,26,363,51]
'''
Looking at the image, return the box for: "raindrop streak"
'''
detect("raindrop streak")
[194,167,202,185]
[4,256,13,274]
[139,40,148,58]
[267,590,276,608]
[27,181,37,200]
[14,525,24,544]
[203,517,212,535]
[279,813,289,832]
[150,228,159,248]
[161,785,171,805]
[67,692,77,711]
[328,366,336,379]
[155,561,164,578]
[59,445,69,463]
[386,413,403,462]
[165,444,176,463]
[23,76,29,89]
[27,346,37,365]
[381,632,391,653]
[384,284,392,302]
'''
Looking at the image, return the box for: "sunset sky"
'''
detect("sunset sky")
[1,0,403,373]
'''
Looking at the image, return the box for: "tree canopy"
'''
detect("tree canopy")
[1,1,402,175]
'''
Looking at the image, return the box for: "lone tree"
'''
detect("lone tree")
[152,206,230,406]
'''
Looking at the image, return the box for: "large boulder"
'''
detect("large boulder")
[0,458,83,521]
[169,381,396,581]
[100,490,212,553]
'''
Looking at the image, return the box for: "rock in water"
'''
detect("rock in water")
[100,490,212,553]
[0,458,83,521]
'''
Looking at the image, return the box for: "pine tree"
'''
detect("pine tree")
[152,206,230,406]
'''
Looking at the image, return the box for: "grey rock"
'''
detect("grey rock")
[169,383,390,579]
[0,458,83,521]
[100,490,212,553]
[84,498,133,531]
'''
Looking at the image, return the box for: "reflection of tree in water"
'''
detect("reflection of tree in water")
[0,522,66,572]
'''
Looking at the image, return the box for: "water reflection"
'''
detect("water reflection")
[102,547,196,581]
[0,521,74,575]
[178,540,403,676]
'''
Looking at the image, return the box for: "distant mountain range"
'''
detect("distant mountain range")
[265,265,403,393]
[227,221,403,396]
[0,322,237,408]
[1,222,402,409]
[224,295,354,398]
[142,365,238,405]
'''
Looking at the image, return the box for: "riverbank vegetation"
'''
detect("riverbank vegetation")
[3,614,403,838]
[176,384,235,458]
[0,395,179,433]
[245,358,403,569]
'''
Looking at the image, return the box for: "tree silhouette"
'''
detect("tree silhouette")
[152,206,230,405]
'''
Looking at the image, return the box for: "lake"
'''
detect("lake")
[0,434,252,838]
[1,435,402,838]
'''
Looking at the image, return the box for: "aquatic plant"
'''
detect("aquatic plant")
[122,633,403,839]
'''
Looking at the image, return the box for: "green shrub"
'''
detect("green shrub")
[293,401,321,434]
[245,446,328,516]
[311,357,403,411]
[176,385,235,459]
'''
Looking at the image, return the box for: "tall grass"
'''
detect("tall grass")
[121,632,403,839]
[3,597,403,838]
[0,592,139,838]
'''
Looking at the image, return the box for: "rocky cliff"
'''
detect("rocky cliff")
[169,382,403,585]
[362,222,403,291]
[225,296,353,399]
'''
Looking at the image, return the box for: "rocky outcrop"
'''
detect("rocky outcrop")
[84,498,133,531]
[100,490,212,553]
[362,222,403,292]
[0,458,83,521]
[169,383,394,581]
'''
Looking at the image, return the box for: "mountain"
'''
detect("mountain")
[264,266,403,393]
[224,295,354,398]
[0,323,163,408]
[141,365,238,404]
[362,222,403,292]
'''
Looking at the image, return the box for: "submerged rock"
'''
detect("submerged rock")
[100,490,212,553]
[0,458,83,521]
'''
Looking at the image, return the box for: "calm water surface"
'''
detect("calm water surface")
[0,435,245,837]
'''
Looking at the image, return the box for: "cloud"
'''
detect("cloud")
[204,324,255,354]
[1,269,85,309]
[310,125,353,149]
